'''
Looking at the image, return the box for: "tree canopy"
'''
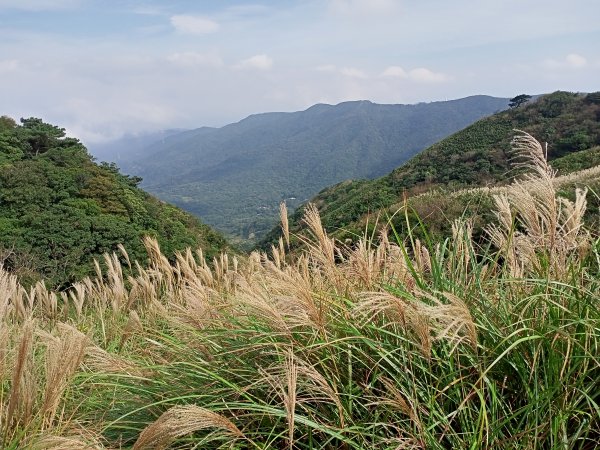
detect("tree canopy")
[509,94,532,108]
[0,117,228,288]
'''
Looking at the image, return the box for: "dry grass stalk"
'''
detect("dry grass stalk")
[280,201,290,248]
[103,253,128,312]
[69,282,86,319]
[450,219,474,280]
[294,357,346,429]
[30,434,104,450]
[5,319,35,436]
[40,323,89,426]
[302,203,336,266]
[375,377,422,433]
[132,405,243,450]
[119,310,143,349]
[0,267,19,322]
[85,346,148,377]
[284,349,297,449]
[347,238,382,289]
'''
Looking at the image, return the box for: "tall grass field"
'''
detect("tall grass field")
[0,132,598,448]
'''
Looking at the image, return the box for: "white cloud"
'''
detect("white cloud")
[565,53,587,68]
[381,66,446,82]
[170,15,220,35]
[235,54,273,70]
[381,66,407,78]
[543,53,588,70]
[167,51,223,67]
[408,67,447,83]
[340,67,368,78]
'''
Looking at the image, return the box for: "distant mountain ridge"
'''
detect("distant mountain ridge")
[104,96,509,246]
[261,91,600,248]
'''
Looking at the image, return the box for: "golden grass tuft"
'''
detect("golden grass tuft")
[132,405,244,450]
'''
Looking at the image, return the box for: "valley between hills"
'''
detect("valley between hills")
[0,90,599,448]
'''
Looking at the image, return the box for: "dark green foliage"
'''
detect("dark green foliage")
[105,96,510,247]
[585,91,600,105]
[262,91,600,249]
[508,94,531,108]
[0,117,228,288]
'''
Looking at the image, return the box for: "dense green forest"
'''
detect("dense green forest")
[262,91,600,247]
[0,116,228,288]
[108,96,509,247]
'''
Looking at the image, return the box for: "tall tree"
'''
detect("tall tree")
[509,94,532,108]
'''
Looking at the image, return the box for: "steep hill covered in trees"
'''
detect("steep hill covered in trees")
[0,117,227,288]
[262,91,600,247]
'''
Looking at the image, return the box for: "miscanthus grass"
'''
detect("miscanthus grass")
[0,131,598,448]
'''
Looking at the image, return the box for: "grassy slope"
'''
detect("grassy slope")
[0,134,598,448]
[262,91,600,247]
[0,118,228,288]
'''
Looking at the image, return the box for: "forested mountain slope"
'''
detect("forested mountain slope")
[114,96,509,247]
[0,117,228,288]
[263,91,600,247]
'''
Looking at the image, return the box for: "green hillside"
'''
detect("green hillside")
[263,91,600,247]
[112,96,509,247]
[0,117,228,288]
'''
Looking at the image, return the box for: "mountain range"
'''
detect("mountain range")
[94,96,510,247]
[260,91,600,248]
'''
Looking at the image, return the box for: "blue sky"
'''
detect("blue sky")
[1,0,599,142]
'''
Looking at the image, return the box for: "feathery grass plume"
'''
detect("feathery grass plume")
[347,237,383,289]
[449,219,474,281]
[235,281,313,332]
[418,290,477,352]
[173,282,224,330]
[284,349,297,450]
[85,345,148,377]
[68,282,86,319]
[354,291,432,357]
[4,318,35,440]
[280,201,290,248]
[30,434,103,450]
[103,252,128,313]
[33,281,58,318]
[511,130,555,180]
[0,267,18,322]
[143,237,177,300]
[40,323,88,426]
[412,239,431,275]
[487,131,590,279]
[117,242,131,271]
[127,263,158,309]
[301,203,336,266]
[132,405,244,450]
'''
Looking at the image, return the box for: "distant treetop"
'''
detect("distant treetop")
[509,94,532,108]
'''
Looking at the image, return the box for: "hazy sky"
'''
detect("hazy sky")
[1,0,599,143]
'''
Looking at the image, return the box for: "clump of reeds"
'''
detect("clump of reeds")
[487,130,590,278]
